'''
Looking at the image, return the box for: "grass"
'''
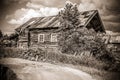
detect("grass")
[0,47,115,70]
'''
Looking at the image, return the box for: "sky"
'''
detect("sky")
[0,0,120,35]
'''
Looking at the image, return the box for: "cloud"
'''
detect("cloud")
[8,9,41,24]
[102,14,120,23]
[8,3,59,25]
[78,1,96,11]
[30,0,80,7]
[8,9,39,24]
[104,0,120,14]
[26,2,44,9]
[104,21,120,32]
[2,0,120,34]
[30,0,65,7]
[40,7,59,16]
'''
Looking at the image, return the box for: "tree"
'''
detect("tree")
[58,2,80,31]
[0,31,19,47]
[58,2,81,55]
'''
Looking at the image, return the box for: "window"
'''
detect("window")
[51,33,57,42]
[38,34,44,42]
[45,34,51,42]
[38,33,57,43]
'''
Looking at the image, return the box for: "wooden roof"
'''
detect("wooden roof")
[16,10,105,33]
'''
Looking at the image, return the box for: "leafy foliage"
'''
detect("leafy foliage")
[58,3,80,31]
[0,32,18,47]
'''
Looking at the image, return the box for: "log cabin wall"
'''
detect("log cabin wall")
[17,29,29,49]
[29,29,59,52]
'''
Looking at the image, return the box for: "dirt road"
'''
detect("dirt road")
[0,58,96,80]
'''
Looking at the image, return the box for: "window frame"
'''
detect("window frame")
[44,34,51,42]
[51,33,58,42]
[38,34,44,43]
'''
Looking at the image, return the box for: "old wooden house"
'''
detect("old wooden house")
[15,10,105,52]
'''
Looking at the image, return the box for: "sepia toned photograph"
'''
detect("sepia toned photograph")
[0,0,120,80]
